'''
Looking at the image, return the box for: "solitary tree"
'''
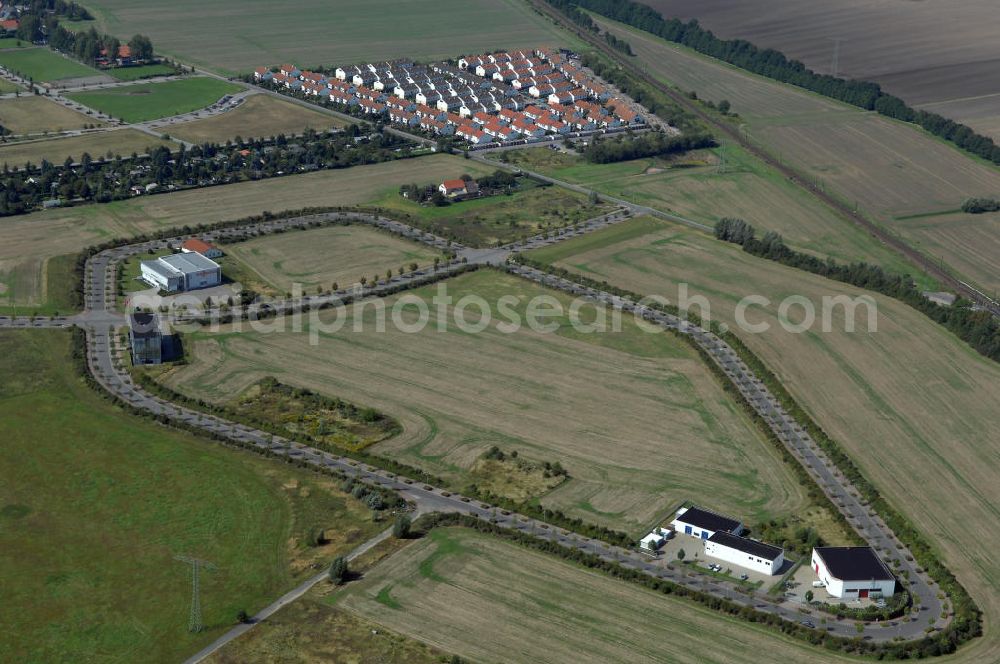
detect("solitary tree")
[328,556,348,584]
[805,590,814,602]
[393,514,412,539]
[677,548,686,561]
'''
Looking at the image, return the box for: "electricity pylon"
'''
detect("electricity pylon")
[716,140,727,174]
[175,555,216,633]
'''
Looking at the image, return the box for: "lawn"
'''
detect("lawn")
[81,0,578,76]
[0,329,384,663]
[0,78,20,92]
[0,128,173,169]
[0,46,99,82]
[333,528,852,664]
[0,252,79,315]
[596,14,1000,294]
[374,179,616,247]
[66,77,243,122]
[157,270,810,535]
[223,223,442,295]
[0,37,30,49]
[0,154,493,307]
[528,215,1000,663]
[107,62,177,81]
[170,93,346,144]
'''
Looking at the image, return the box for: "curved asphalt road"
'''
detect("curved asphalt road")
[0,210,947,648]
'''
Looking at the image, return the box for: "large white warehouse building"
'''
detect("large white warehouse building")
[811,546,896,599]
[705,531,784,575]
[140,252,222,293]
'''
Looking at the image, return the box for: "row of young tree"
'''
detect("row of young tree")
[547,0,1000,167]
[582,130,715,163]
[0,126,410,217]
[714,217,1000,363]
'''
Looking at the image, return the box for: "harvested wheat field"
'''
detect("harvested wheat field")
[0,96,103,135]
[158,270,808,534]
[495,146,917,276]
[169,94,346,144]
[596,15,1000,294]
[333,528,849,664]
[529,216,1000,663]
[223,224,441,294]
[644,0,1000,140]
[0,129,172,170]
[0,154,494,306]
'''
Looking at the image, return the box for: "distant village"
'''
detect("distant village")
[254,47,646,149]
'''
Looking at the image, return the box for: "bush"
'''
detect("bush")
[328,556,348,584]
[393,514,412,539]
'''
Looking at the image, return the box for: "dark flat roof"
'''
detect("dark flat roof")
[129,312,160,339]
[815,547,894,581]
[709,531,783,561]
[674,506,741,533]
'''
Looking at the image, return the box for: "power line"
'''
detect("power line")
[175,555,216,633]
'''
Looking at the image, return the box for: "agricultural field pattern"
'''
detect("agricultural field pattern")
[1,0,998,663]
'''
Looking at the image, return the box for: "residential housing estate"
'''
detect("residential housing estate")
[253,48,646,149]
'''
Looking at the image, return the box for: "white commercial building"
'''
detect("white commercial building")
[811,547,896,599]
[671,506,744,541]
[140,252,222,293]
[640,527,673,552]
[705,531,784,575]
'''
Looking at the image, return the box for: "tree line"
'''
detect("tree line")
[13,1,153,67]
[0,126,414,217]
[961,197,1000,214]
[714,217,1000,363]
[582,130,715,163]
[546,0,1000,167]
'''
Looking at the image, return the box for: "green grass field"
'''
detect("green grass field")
[373,180,615,247]
[0,37,29,49]
[334,528,851,663]
[159,270,810,535]
[107,63,177,80]
[0,46,99,81]
[0,78,20,92]
[81,0,577,76]
[67,77,242,122]
[0,329,384,662]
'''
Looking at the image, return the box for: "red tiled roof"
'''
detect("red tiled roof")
[441,179,466,191]
[182,239,218,254]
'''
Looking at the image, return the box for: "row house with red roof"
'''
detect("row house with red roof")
[389,109,420,128]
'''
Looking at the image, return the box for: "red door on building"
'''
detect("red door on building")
[858,589,869,599]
